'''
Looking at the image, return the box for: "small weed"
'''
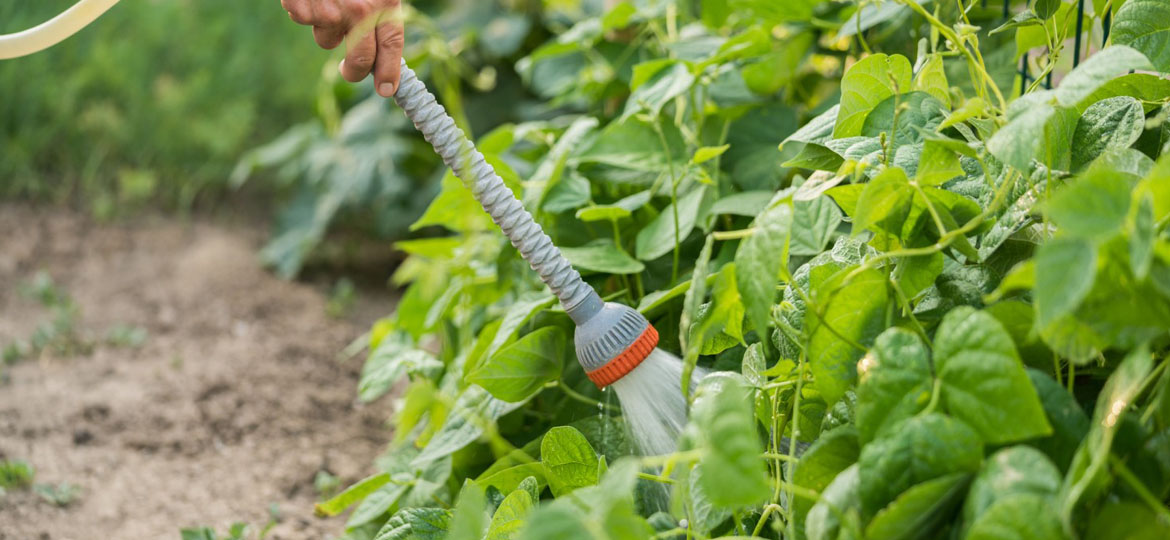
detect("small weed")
[105,324,149,348]
[4,272,149,362]
[313,469,340,498]
[34,482,81,506]
[0,459,34,490]
[180,523,249,540]
[326,277,356,318]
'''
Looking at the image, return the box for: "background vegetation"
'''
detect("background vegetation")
[5,1,1170,539]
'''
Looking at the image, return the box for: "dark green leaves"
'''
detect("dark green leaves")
[807,268,891,404]
[541,427,602,497]
[693,375,771,507]
[1111,0,1170,72]
[561,240,645,274]
[635,187,707,260]
[834,54,913,138]
[1033,238,1097,329]
[469,327,565,403]
[934,307,1051,444]
[1055,46,1155,107]
[735,199,793,341]
[856,329,932,444]
[852,168,913,237]
[1045,166,1133,238]
[1071,97,1146,171]
[858,413,982,517]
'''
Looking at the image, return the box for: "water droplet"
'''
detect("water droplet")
[678,519,689,529]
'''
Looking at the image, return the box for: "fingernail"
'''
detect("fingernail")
[379,83,396,97]
[338,60,346,74]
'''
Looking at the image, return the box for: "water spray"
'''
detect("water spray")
[393,62,699,456]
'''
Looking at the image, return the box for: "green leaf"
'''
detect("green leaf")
[933,307,1052,444]
[791,196,843,256]
[361,334,440,402]
[692,144,730,164]
[913,53,951,108]
[852,168,913,237]
[858,413,983,518]
[965,494,1064,540]
[1033,0,1061,19]
[709,190,774,217]
[1054,46,1155,107]
[1045,167,1133,239]
[856,329,933,444]
[518,504,592,540]
[469,327,565,403]
[834,54,914,138]
[1077,73,1170,113]
[742,33,813,95]
[623,61,696,119]
[861,92,947,150]
[962,446,1061,527]
[469,294,558,376]
[893,252,943,299]
[415,386,525,466]
[1131,192,1155,279]
[561,240,646,274]
[374,508,452,540]
[863,473,970,540]
[1034,237,1097,328]
[541,426,601,497]
[634,186,707,260]
[987,101,1079,171]
[681,236,715,391]
[1086,501,1170,540]
[447,484,489,540]
[1071,96,1146,171]
[735,199,793,342]
[793,427,860,529]
[1111,0,1170,72]
[693,375,771,507]
[314,472,392,516]
[807,267,891,404]
[486,489,533,540]
[806,464,862,540]
[477,464,547,496]
[917,138,966,186]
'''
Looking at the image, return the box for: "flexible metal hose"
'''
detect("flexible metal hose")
[393,61,603,322]
[0,0,120,60]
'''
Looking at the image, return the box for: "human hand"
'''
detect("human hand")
[281,0,404,97]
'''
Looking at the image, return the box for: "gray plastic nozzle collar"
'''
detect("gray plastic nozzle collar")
[574,302,651,372]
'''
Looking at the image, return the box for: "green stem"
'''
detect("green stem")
[554,380,619,411]
[1111,455,1170,522]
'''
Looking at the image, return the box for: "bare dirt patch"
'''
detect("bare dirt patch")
[0,204,395,539]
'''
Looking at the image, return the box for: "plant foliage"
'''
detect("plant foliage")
[320,1,1170,539]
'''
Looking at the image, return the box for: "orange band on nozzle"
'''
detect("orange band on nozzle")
[585,325,659,388]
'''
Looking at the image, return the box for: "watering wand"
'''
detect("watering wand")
[393,62,661,389]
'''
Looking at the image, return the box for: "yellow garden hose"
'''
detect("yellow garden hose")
[0,0,121,60]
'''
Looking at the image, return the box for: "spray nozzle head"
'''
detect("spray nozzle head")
[572,302,658,388]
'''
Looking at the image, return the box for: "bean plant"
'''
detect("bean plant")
[319,1,1170,539]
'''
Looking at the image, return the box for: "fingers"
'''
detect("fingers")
[339,24,377,83]
[281,0,311,24]
[372,19,404,97]
[313,26,345,49]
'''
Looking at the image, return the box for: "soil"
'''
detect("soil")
[0,204,398,540]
